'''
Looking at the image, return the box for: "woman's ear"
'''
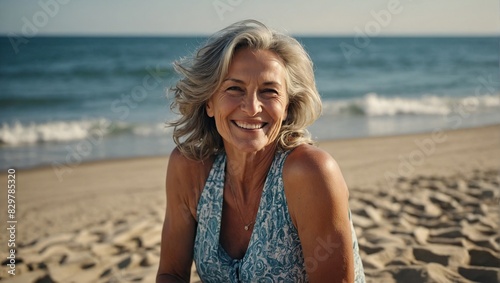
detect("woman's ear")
[206,100,214,117]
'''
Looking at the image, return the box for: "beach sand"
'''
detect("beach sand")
[0,125,499,282]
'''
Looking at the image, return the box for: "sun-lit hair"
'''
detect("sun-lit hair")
[169,19,322,160]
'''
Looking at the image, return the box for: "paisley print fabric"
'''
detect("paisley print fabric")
[193,150,365,282]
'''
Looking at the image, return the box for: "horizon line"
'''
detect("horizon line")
[1,32,499,38]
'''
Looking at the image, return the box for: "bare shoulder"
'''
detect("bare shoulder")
[166,148,214,212]
[168,148,212,176]
[283,144,343,184]
[283,144,349,228]
[168,148,213,181]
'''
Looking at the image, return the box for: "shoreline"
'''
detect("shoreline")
[4,123,499,174]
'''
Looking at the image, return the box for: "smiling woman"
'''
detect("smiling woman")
[206,48,289,154]
[157,20,365,283]
[169,19,322,161]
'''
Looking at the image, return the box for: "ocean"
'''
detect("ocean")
[1,36,499,170]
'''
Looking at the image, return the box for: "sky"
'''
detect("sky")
[0,0,499,36]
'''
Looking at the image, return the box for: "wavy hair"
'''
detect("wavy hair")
[169,19,322,160]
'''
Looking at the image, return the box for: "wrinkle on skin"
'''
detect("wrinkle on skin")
[206,47,289,194]
[206,48,290,258]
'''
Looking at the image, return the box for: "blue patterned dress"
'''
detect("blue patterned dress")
[193,150,365,282]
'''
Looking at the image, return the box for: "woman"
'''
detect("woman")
[157,20,365,283]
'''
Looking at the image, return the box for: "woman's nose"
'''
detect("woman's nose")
[240,91,262,116]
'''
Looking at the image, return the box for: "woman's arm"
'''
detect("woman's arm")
[156,148,208,283]
[284,145,355,283]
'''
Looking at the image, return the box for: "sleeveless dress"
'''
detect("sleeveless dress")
[194,150,365,282]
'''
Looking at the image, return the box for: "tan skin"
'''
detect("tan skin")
[157,48,354,282]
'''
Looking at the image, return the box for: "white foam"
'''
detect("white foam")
[363,93,451,116]
[322,93,500,117]
[468,94,500,107]
[132,123,170,136]
[0,119,173,146]
[0,119,110,145]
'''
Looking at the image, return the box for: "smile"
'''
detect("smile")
[233,121,267,130]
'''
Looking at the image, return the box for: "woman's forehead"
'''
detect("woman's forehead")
[225,48,286,84]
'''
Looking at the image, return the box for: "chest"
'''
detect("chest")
[218,182,263,259]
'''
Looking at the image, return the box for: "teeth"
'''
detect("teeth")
[234,121,265,129]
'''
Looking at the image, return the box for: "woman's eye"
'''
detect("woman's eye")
[262,89,279,96]
[226,86,243,92]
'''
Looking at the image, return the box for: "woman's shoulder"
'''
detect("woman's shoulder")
[167,148,215,198]
[283,143,347,199]
[283,144,350,228]
[169,147,214,173]
[284,144,341,178]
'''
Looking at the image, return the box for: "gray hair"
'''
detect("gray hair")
[169,19,322,160]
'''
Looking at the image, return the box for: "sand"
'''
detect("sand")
[0,124,499,282]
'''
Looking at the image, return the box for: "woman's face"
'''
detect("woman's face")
[206,48,288,153]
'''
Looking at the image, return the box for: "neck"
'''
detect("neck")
[224,144,277,201]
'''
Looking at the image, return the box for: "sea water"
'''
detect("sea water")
[0,36,499,169]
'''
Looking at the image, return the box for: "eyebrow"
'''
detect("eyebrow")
[223,78,245,84]
[222,78,282,86]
